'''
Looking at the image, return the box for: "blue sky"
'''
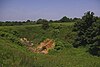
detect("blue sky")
[0,0,100,21]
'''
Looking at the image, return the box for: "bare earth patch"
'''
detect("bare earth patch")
[20,38,55,54]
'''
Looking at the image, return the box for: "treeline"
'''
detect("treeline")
[0,20,36,26]
[0,16,82,26]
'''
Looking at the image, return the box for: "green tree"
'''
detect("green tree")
[73,17,81,22]
[89,21,100,56]
[41,19,49,30]
[60,16,70,22]
[73,11,100,56]
[37,19,48,24]
[73,11,95,47]
[26,20,31,22]
[49,20,53,22]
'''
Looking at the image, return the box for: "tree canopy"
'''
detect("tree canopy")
[73,11,100,56]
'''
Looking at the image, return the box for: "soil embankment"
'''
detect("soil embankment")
[20,38,55,54]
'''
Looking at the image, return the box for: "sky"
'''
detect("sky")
[0,0,100,21]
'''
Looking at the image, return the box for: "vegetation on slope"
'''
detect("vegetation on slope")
[73,11,100,56]
[0,22,100,67]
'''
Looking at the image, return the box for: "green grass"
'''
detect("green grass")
[0,38,35,67]
[0,22,100,67]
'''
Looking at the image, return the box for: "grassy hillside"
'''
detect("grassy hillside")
[0,22,100,67]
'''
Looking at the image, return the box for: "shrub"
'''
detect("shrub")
[54,39,66,51]
[73,11,100,56]
[0,31,21,45]
[42,22,49,30]
[52,29,60,38]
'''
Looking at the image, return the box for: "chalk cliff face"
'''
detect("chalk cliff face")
[20,38,55,54]
[20,38,33,47]
[34,39,55,54]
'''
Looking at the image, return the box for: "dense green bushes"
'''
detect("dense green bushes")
[73,11,100,56]
[54,39,66,51]
[0,22,100,67]
[0,31,21,45]
[89,21,100,56]
[42,20,49,30]
[0,38,37,67]
[52,29,60,38]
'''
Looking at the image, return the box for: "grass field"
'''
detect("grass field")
[0,22,100,67]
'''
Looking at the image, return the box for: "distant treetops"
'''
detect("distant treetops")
[0,16,84,26]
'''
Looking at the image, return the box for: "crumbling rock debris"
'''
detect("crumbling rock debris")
[20,38,33,47]
[20,38,55,54]
[34,38,55,54]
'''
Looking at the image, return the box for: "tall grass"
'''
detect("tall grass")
[0,22,100,67]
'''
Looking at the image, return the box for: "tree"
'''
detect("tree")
[73,11,96,47]
[49,20,53,22]
[37,19,43,24]
[36,19,48,24]
[73,11,100,56]
[73,17,81,22]
[89,21,100,56]
[60,16,70,22]
[41,19,49,30]
[26,20,31,22]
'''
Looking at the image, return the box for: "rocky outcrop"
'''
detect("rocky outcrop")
[34,39,55,54]
[20,38,33,47]
[20,38,55,54]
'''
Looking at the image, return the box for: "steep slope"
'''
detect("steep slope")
[0,23,100,67]
[0,38,36,67]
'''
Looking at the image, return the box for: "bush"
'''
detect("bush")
[54,39,66,51]
[52,29,60,38]
[89,44,100,56]
[42,21,49,30]
[0,31,21,45]
[73,11,100,56]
